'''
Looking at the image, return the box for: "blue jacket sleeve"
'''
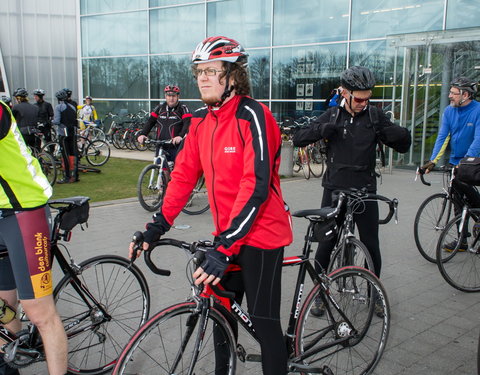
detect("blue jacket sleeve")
[430,111,451,162]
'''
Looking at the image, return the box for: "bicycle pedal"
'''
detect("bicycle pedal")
[245,353,262,362]
[236,344,246,362]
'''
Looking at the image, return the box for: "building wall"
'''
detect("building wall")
[0,0,78,105]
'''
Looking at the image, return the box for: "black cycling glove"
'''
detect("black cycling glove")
[143,212,171,244]
[315,122,337,138]
[421,160,435,172]
[200,249,230,279]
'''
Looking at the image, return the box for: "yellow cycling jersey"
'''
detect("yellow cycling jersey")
[0,101,52,210]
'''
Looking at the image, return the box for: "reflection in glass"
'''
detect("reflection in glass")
[273,0,349,45]
[150,0,203,7]
[446,0,480,29]
[208,0,271,48]
[351,0,444,40]
[80,0,147,15]
[150,55,197,99]
[81,13,148,57]
[82,57,148,99]
[272,44,347,100]
[248,49,270,100]
[150,6,205,53]
[271,101,325,123]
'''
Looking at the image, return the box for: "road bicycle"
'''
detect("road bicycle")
[28,130,57,186]
[78,120,106,142]
[435,204,480,292]
[137,139,209,215]
[413,166,472,263]
[112,208,391,375]
[0,196,150,374]
[325,189,398,274]
[76,134,111,166]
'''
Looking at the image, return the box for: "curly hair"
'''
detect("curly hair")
[220,62,251,96]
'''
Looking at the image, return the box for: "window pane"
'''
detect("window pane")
[273,0,349,45]
[208,0,271,48]
[81,12,148,56]
[272,44,347,100]
[150,0,203,6]
[351,0,444,39]
[82,57,148,99]
[150,6,205,53]
[150,55,197,99]
[271,101,324,123]
[249,49,270,100]
[80,0,147,15]
[349,40,394,100]
[446,0,480,29]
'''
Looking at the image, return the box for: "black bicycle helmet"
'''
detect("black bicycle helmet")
[33,88,46,96]
[340,66,376,91]
[1,95,11,104]
[63,88,72,97]
[55,89,68,101]
[13,88,28,98]
[450,76,478,95]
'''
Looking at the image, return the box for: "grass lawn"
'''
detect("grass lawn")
[51,157,150,203]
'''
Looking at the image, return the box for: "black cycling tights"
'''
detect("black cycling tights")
[218,245,287,375]
[315,189,381,277]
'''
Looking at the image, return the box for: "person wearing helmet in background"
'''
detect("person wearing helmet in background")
[33,89,54,145]
[421,77,480,250]
[1,96,13,110]
[293,66,411,316]
[129,36,293,375]
[63,87,77,108]
[52,89,79,183]
[11,88,40,150]
[77,95,98,130]
[137,85,191,161]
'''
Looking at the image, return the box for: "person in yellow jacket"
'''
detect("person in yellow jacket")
[0,100,67,375]
[77,95,98,130]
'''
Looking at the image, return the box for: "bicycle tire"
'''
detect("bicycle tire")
[436,209,480,292]
[112,129,126,149]
[86,140,111,166]
[89,127,106,142]
[293,148,302,173]
[37,150,57,186]
[137,164,168,212]
[309,154,324,178]
[295,266,390,375]
[300,148,311,180]
[181,175,210,215]
[42,141,67,181]
[414,193,455,263]
[112,301,236,375]
[327,237,374,274]
[54,255,150,374]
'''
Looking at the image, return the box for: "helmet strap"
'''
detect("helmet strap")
[214,64,234,107]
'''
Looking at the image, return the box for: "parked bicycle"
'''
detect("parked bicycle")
[0,196,150,374]
[112,209,391,375]
[137,139,209,215]
[414,166,472,263]
[436,204,480,292]
[29,129,57,186]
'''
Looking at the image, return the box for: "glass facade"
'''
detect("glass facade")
[80,0,480,165]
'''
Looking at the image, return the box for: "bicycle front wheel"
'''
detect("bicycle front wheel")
[54,255,150,374]
[436,209,480,292]
[414,193,455,263]
[113,302,236,375]
[86,140,111,166]
[327,237,374,274]
[137,164,168,212]
[37,150,57,186]
[295,266,390,375]
[181,175,210,215]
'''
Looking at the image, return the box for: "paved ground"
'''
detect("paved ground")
[20,159,479,374]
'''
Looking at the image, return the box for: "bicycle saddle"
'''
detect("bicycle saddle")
[292,207,336,220]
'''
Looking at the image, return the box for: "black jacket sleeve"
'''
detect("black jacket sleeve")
[375,111,411,153]
[292,110,333,147]
[138,105,160,137]
[178,104,191,138]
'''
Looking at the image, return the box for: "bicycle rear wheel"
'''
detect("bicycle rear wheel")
[294,266,390,375]
[112,302,236,375]
[414,193,456,263]
[36,150,57,186]
[54,255,150,374]
[181,175,210,215]
[327,237,374,273]
[86,140,111,166]
[137,164,167,212]
[436,209,480,292]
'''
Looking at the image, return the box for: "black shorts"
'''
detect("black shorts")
[0,206,53,300]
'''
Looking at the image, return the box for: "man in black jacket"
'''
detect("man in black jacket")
[293,66,411,315]
[33,89,54,145]
[11,88,39,149]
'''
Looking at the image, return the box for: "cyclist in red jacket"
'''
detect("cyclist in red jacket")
[130,36,293,375]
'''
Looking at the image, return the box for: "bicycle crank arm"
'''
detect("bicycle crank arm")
[289,362,334,374]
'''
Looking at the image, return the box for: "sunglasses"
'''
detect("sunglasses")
[348,92,371,103]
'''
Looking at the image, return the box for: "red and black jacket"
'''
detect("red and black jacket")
[161,95,293,256]
[139,102,192,140]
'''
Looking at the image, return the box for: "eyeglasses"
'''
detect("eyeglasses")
[449,90,462,96]
[348,92,371,103]
[192,67,225,78]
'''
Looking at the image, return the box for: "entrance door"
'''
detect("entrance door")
[388,29,480,167]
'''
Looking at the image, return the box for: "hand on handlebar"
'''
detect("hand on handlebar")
[128,231,148,260]
[420,160,435,174]
[192,248,230,286]
[172,136,183,145]
[137,135,148,144]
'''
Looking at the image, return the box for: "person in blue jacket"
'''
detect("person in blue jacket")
[422,76,480,250]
